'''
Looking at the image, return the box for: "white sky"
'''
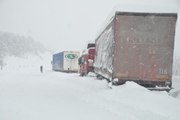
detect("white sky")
[0,0,179,54]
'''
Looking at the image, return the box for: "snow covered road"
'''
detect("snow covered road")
[0,71,180,120]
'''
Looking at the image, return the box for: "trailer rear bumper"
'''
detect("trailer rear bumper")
[148,87,172,92]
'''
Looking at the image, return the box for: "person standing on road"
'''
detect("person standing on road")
[40,65,43,73]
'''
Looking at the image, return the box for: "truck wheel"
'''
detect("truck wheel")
[80,73,84,76]
[96,74,104,80]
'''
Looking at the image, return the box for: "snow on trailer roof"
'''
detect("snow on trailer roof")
[54,51,80,54]
[115,11,177,17]
[63,51,80,53]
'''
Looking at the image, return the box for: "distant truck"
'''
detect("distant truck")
[94,12,177,89]
[78,43,95,76]
[52,51,80,72]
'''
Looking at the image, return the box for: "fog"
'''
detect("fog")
[0,0,179,54]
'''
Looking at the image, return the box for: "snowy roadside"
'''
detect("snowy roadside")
[1,70,180,120]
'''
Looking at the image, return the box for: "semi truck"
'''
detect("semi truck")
[94,11,177,89]
[78,43,95,76]
[52,51,80,72]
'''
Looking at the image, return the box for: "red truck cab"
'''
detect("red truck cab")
[79,43,95,76]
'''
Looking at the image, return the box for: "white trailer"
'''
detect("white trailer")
[52,51,80,72]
